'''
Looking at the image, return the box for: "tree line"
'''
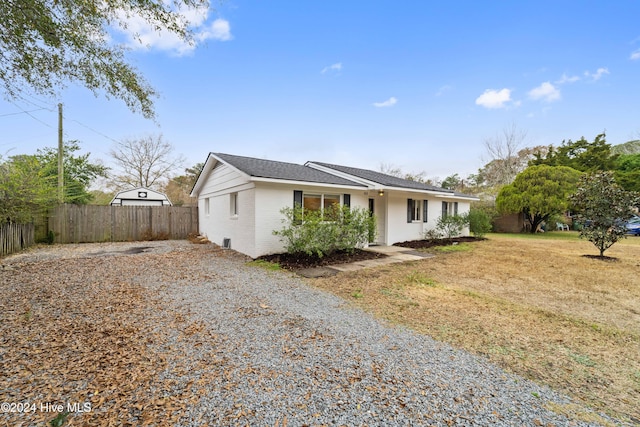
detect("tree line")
[0,135,202,225]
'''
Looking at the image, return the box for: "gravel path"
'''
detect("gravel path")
[2,241,625,426]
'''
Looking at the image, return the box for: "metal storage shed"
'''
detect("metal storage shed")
[109,187,173,206]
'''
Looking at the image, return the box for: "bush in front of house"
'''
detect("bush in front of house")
[436,214,469,239]
[465,208,492,238]
[273,204,377,258]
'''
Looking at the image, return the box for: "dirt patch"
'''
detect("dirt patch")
[88,246,153,256]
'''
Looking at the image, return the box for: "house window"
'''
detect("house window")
[303,194,322,212]
[204,198,210,216]
[441,201,459,218]
[302,193,341,219]
[230,193,238,217]
[323,194,340,210]
[407,199,427,222]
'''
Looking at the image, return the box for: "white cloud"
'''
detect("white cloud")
[373,97,397,108]
[631,50,640,60]
[555,73,580,84]
[584,67,609,81]
[528,82,561,102]
[114,8,232,56]
[321,62,342,74]
[198,18,233,42]
[475,88,512,109]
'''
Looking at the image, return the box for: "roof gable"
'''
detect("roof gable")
[112,187,170,200]
[212,153,365,187]
[307,161,454,193]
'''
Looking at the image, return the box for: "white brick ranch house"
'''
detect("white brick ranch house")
[190,153,479,258]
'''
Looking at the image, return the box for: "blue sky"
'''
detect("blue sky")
[2,1,640,181]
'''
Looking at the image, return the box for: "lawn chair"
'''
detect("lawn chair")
[556,222,569,231]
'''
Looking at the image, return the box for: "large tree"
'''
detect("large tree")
[613,153,640,192]
[474,146,549,189]
[109,134,185,190]
[0,154,56,223]
[0,0,207,118]
[531,133,617,172]
[496,165,582,233]
[0,142,105,222]
[481,122,531,186]
[570,172,640,257]
[36,141,109,204]
[163,162,203,206]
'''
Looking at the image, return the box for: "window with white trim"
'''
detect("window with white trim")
[303,193,341,219]
[441,201,458,218]
[230,193,238,217]
[408,199,421,222]
[204,198,210,216]
[408,199,429,222]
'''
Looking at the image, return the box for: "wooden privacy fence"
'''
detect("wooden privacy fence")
[49,204,198,244]
[0,223,35,257]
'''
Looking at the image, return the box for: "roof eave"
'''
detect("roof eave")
[435,193,480,201]
[190,153,217,197]
[380,185,453,196]
[250,176,366,190]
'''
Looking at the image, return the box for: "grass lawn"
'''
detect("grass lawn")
[311,232,640,425]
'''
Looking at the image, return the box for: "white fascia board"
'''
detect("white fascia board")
[305,162,379,188]
[384,186,453,197]
[435,194,480,201]
[190,153,253,197]
[190,153,217,197]
[210,153,253,181]
[250,176,366,191]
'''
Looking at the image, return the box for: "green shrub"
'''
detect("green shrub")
[421,228,442,241]
[436,214,469,239]
[273,204,377,258]
[466,208,492,238]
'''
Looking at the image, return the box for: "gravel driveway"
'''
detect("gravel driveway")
[1,241,623,426]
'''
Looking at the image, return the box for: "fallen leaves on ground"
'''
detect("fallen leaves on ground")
[0,244,223,426]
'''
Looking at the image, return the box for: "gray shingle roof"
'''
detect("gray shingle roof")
[308,162,454,193]
[213,153,365,187]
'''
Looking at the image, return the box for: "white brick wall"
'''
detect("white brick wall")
[197,162,474,257]
[384,193,472,245]
[198,164,257,256]
[253,183,370,257]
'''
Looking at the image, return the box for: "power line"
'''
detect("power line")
[6,100,55,129]
[69,118,123,144]
[18,93,56,111]
[0,108,48,118]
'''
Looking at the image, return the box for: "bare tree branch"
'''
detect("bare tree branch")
[482,122,529,186]
[109,134,184,190]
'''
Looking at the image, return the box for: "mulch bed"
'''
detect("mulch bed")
[394,236,484,249]
[258,237,485,270]
[258,249,386,270]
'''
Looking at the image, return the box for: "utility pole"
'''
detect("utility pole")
[58,103,64,204]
